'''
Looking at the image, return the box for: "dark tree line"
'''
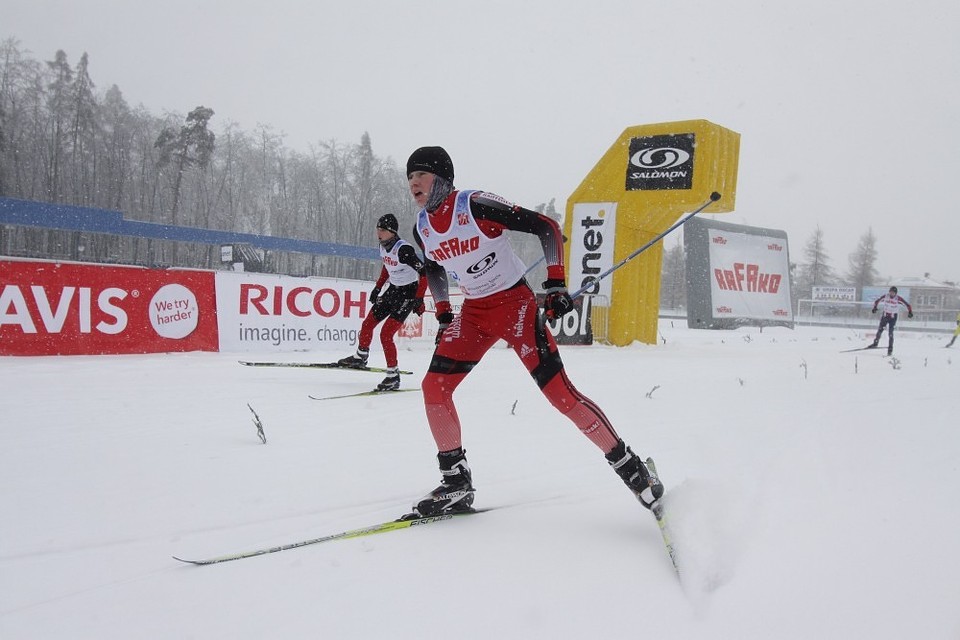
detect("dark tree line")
[0,40,429,279]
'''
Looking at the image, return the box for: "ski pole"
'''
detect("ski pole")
[524,256,546,276]
[523,234,567,276]
[569,191,721,299]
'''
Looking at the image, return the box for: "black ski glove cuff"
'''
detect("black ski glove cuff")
[542,279,574,319]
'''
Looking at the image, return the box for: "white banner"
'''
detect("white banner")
[215,272,372,352]
[568,202,617,301]
[812,286,856,302]
[214,271,463,353]
[708,231,792,321]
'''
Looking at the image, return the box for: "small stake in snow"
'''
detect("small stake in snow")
[247,403,267,444]
[645,385,660,399]
[511,400,518,415]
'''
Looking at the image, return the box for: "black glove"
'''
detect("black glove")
[369,287,381,305]
[542,279,574,319]
[907,311,913,318]
[871,307,877,314]
[435,311,454,345]
[414,298,425,316]
[434,301,454,345]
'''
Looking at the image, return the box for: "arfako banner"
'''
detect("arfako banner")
[684,217,793,329]
[708,229,792,321]
[0,260,218,355]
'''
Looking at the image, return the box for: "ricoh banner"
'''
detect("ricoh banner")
[214,271,458,353]
[215,272,372,352]
[567,202,617,302]
[684,217,793,329]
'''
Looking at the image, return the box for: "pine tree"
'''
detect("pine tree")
[69,52,98,205]
[45,50,73,201]
[154,106,215,225]
[846,228,879,299]
[796,226,837,300]
[659,240,686,311]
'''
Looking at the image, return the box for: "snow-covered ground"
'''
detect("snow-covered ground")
[2,321,958,639]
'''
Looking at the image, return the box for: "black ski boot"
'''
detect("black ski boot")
[337,349,369,368]
[605,441,663,510]
[413,448,475,517]
[376,368,400,391]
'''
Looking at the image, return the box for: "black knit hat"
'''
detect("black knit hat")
[377,213,398,234]
[407,146,454,183]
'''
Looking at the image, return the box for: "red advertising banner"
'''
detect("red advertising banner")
[0,260,218,356]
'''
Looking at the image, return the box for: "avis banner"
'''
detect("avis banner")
[0,260,218,355]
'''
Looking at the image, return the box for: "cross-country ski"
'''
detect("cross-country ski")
[239,360,413,375]
[645,457,680,578]
[173,508,490,566]
[308,388,420,401]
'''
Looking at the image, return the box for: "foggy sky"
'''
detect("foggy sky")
[4,0,958,282]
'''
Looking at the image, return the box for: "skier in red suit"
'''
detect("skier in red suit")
[336,214,427,390]
[405,145,663,517]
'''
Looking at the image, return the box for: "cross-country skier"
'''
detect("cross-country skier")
[870,286,913,355]
[404,145,663,517]
[946,310,959,348]
[337,213,427,391]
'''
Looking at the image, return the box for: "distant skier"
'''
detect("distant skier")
[870,286,913,355]
[336,214,426,391]
[404,145,663,518]
[946,310,959,348]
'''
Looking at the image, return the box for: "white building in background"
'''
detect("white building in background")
[887,276,960,322]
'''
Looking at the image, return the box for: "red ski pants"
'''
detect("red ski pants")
[422,283,621,454]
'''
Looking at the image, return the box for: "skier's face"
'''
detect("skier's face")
[408,171,435,208]
[376,228,394,245]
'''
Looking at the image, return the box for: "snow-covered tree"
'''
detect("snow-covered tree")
[846,227,880,296]
[795,226,838,299]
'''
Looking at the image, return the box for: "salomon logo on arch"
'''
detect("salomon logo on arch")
[625,133,695,191]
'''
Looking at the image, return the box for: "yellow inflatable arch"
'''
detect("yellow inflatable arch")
[564,120,740,345]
